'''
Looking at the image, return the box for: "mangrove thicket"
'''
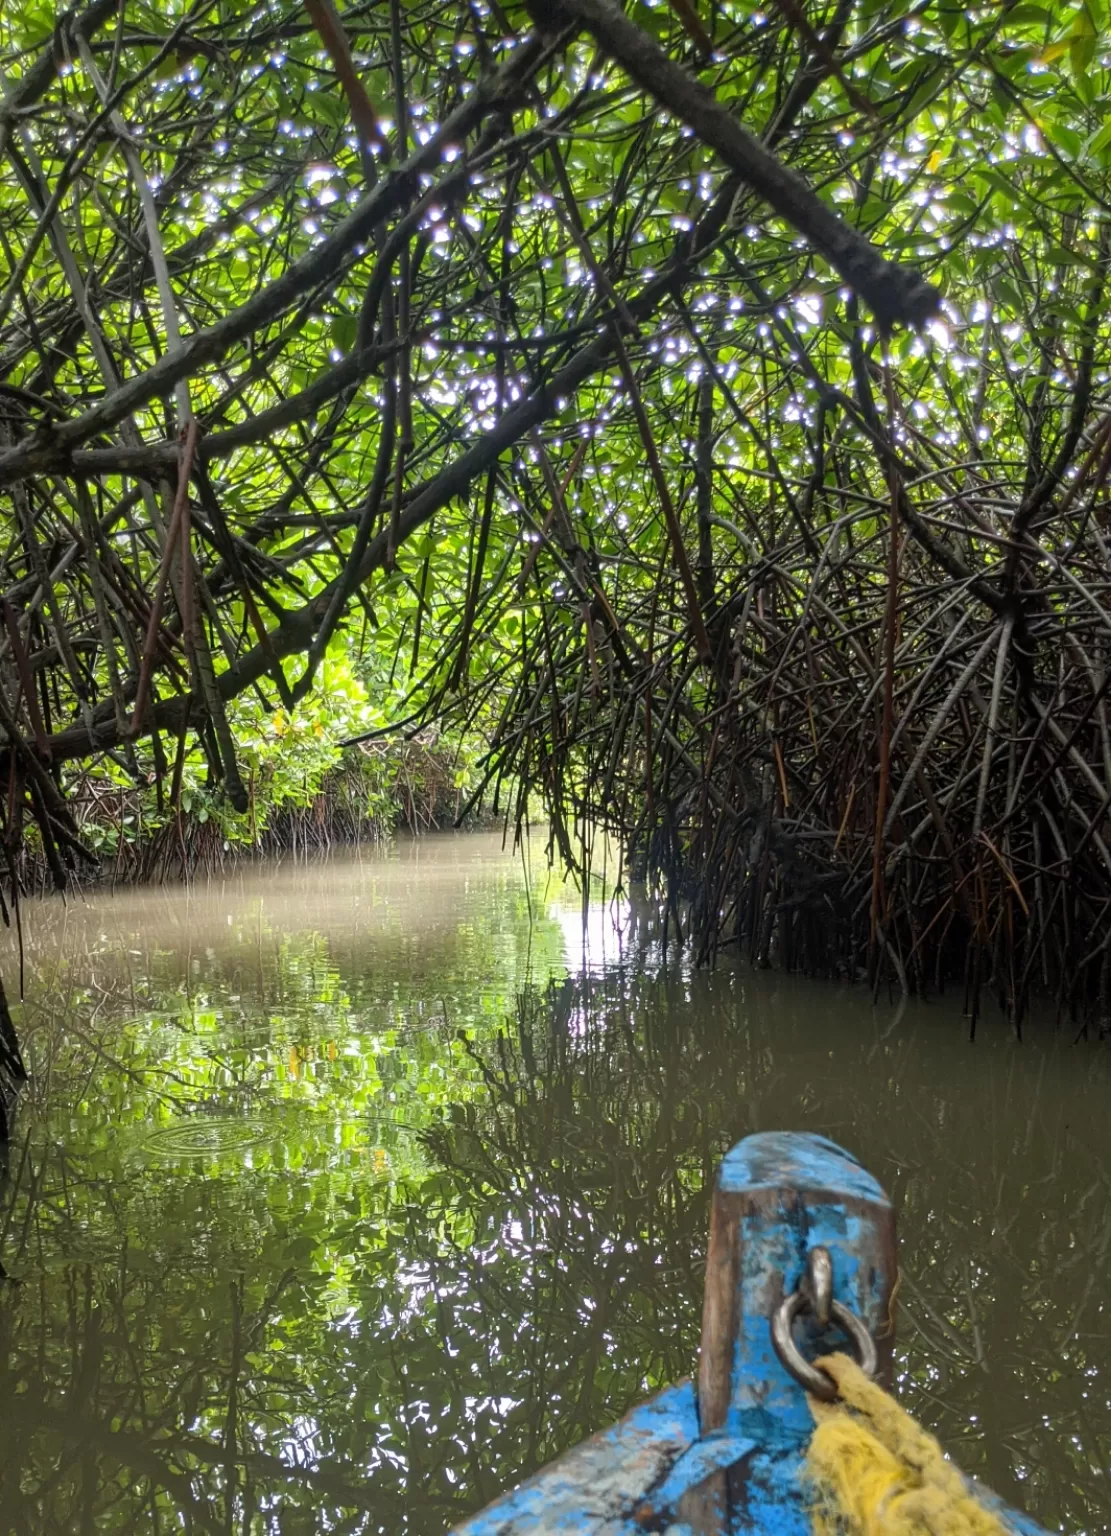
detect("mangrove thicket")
[1,0,1111,1023]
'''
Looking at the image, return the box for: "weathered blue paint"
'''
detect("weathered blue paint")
[717,1133,884,1205]
[647,1431,759,1518]
[726,1153,888,1430]
[448,1133,1052,1536]
[450,1379,699,1536]
[694,1134,893,1536]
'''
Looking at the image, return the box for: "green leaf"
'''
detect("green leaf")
[1088,120,1111,159]
[1042,118,1084,157]
[331,313,357,353]
[1004,3,1054,21]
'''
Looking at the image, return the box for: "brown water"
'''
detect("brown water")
[0,834,1107,1534]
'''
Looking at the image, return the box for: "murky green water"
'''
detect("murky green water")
[0,834,1108,1535]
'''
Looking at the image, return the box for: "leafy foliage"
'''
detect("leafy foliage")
[3,0,1111,1009]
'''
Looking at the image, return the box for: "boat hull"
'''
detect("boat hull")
[449,1134,1052,1536]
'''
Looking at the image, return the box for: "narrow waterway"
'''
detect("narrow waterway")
[0,834,1107,1534]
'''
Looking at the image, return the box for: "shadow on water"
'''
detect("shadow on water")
[0,835,1108,1534]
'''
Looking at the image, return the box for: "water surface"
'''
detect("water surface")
[0,835,1108,1534]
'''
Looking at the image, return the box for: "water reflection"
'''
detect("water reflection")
[0,836,1107,1534]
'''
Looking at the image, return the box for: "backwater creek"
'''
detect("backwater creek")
[0,832,1107,1534]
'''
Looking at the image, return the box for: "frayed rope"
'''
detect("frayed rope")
[805,1354,1008,1536]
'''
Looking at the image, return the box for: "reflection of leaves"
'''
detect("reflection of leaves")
[0,936,1108,1533]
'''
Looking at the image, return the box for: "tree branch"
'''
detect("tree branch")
[553,0,939,331]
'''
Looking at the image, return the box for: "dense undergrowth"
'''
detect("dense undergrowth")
[13,728,483,888]
[6,647,483,887]
[32,736,476,886]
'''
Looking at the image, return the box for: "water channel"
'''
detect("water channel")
[0,833,1107,1534]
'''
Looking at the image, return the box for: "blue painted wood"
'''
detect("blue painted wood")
[677,1133,896,1535]
[448,1133,1052,1536]
[449,1379,700,1536]
[648,1431,758,1519]
[703,1132,895,1429]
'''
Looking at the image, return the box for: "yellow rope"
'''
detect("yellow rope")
[805,1354,1008,1536]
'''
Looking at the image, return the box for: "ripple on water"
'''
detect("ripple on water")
[143,1115,269,1158]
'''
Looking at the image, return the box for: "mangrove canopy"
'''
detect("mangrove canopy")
[2,0,1111,1020]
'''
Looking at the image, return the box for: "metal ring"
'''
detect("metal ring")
[770,1289,879,1402]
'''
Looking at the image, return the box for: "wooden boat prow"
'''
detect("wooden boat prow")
[451,1132,1050,1536]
